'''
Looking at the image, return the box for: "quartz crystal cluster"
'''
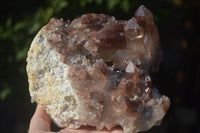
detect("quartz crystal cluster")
[26,5,170,133]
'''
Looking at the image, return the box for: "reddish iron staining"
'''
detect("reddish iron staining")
[125,97,143,112]
[42,5,170,132]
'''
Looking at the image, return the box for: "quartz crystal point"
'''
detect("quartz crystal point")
[26,5,170,133]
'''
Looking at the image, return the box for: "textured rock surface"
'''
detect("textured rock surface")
[26,5,170,133]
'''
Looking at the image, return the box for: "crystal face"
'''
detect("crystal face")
[26,5,170,133]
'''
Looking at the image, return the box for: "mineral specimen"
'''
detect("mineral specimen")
[26,5,170,133]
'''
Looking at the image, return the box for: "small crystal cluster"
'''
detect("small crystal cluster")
[26,5,170,133]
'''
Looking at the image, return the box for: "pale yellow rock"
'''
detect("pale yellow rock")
[26,28,81,128]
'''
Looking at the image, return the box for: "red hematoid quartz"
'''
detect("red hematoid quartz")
[33,5,170,133]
